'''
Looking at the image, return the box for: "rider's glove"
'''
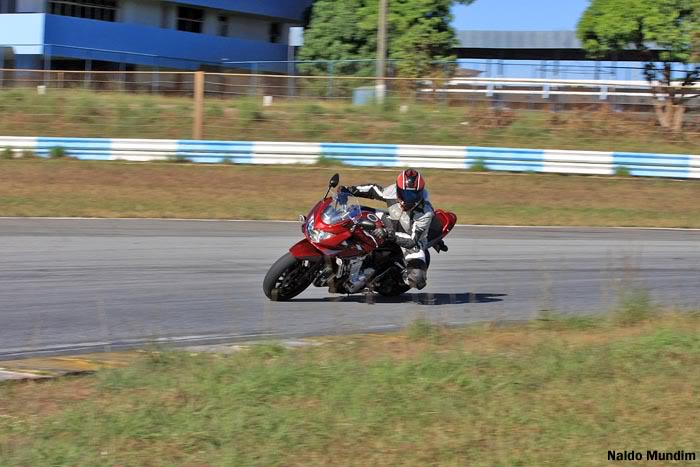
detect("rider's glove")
[338,186,353,195]
[371,228,394,241]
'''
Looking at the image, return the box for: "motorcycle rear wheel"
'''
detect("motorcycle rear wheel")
[263,253,317,301]
[375,251,431,297]
[375,268,411,297]
[376,281,411,297]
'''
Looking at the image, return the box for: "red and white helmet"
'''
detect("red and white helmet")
[396,168,425,209]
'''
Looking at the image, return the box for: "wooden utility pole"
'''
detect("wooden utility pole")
[193,71,205,140]
[376,0,388,103]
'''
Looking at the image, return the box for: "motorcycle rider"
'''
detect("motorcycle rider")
[341,168,446,290]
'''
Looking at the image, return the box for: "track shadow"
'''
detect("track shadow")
[293,292,507,306]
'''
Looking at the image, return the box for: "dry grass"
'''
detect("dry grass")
[1,159,700,227]
[0,379,96,418]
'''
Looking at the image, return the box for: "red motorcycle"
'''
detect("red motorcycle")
[263,174,457,301]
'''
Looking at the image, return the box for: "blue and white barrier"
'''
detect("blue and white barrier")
[1,136,699,179]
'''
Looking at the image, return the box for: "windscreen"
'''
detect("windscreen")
[320,192,362,225]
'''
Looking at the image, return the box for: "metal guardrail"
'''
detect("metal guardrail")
[1,136,698,179]
[420,78,700,100]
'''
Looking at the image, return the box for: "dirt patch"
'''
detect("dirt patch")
[0,378,96,418]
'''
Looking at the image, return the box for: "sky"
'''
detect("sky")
[452,0,590,31]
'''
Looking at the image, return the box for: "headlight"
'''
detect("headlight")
[309,230,333,243]
[307,217,333,243]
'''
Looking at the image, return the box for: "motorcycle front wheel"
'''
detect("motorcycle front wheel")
[263,253,318,301]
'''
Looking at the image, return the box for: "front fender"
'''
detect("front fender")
[289,239,323,261]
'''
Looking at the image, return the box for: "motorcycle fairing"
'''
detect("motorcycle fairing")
[289,239,324,260]
[425,209,457,250]
[289,238,367,260]
[435,210,457,236]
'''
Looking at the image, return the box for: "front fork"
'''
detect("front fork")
[312,256,337,289]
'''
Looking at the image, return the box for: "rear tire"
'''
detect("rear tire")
[376,269,411,297]
[376,251,430,297]
[263,253,317,301]
[377,282,411,297]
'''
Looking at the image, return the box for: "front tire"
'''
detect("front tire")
[263,253,317,301]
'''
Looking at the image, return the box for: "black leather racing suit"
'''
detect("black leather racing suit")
[345,183,434,290]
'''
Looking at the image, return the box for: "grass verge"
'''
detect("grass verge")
[1,159,700,227]
[2,88,700,154]
[1,312,699,466]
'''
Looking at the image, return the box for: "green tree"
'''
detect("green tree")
[577,0,700,130]
[299,0,474,78]
[298,0,376,77]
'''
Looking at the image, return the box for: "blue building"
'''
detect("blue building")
[0,0,312,72]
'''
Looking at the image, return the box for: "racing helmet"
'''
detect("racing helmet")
[396,168,425,209]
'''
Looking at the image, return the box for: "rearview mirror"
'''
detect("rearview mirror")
[329,173,340,188]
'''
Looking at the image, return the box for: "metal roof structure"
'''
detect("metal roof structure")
[458,31,582,50]
[455,30,663,61]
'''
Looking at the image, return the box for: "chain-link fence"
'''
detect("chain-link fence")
[1,69,700,154]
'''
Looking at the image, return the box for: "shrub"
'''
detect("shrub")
[614,166,632,177]
[315,155,345,167]
[468,157,489,172]
[167,154,191,164]
[49,146,68,159]
[1,147,14,160]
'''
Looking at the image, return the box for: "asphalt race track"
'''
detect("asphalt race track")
[1,219,699,359]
